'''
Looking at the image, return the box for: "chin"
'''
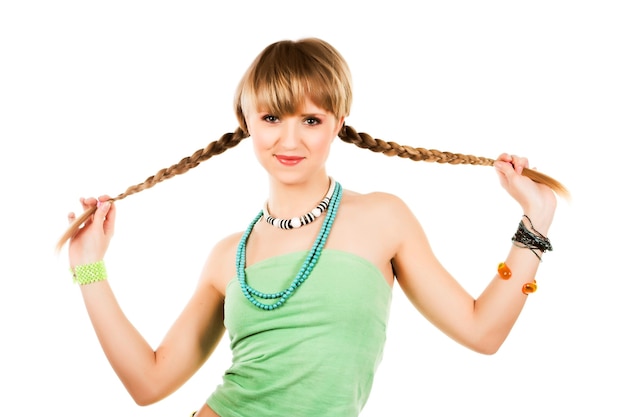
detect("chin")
[267,170,321,186]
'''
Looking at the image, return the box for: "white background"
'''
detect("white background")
[1,1,624,416]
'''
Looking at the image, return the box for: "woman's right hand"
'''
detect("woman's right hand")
[67,195,116,269]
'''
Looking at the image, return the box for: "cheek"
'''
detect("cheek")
[250,136,267,162]
[309,130,335,154]
[311,139,331,155]
[250,131,279,167]
[249,125,273,152]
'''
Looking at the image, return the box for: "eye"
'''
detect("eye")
[263,114,279,123]
[304,117,321,126]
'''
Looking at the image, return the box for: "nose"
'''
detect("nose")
[277,119,299,149]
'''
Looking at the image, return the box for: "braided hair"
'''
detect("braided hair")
[57,38,567,251]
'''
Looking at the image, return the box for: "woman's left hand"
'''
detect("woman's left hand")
[494,153,557,229]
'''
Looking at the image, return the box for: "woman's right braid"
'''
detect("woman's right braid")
[112,128,249,202]
[55,128,249,251]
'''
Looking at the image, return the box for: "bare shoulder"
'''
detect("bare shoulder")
[199,231,243,296]
[330,189,419,276]
[340,189,414,221]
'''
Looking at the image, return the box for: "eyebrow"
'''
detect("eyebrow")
[299,111,327,117]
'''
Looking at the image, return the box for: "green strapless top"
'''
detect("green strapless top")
[207,250,392,417]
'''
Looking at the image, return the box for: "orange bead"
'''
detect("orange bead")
[497,262,512,280]
[522,281,537,295]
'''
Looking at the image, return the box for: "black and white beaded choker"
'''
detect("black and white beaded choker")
[263,177,336,230]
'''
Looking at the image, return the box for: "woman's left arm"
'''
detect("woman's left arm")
[392,153,557,354]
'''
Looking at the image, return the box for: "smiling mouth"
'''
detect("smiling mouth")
[275,155,304,165]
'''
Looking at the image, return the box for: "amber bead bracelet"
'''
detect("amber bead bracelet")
[498,262,537,295]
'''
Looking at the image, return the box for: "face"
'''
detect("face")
[246,98,344,185]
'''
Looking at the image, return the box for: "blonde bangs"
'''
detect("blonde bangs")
[235,39,352,132]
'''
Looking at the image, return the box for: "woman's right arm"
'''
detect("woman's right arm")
[68,196,226,405]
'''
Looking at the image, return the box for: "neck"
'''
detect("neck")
[266,173,332,218]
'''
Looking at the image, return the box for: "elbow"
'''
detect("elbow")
[465,332,506,355]
[126,382,168,407]
[467,319,514,355]
[473,343,501,356]
[131,390,162,407]
[133,395,157,407]
[129,389,156,407]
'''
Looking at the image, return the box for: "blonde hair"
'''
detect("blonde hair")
[235,38,352,133]
[56,38,569,251]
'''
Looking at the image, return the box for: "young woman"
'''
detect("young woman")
[62,38,563,417]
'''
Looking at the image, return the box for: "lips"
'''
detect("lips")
[275,155,304,166]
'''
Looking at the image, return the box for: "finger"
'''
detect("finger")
[93,200,111,224]
[510,155,529,174]
[494,159,515,178]
[80,197,97,210]
[79,197,99,226]
[103,201,116,237]
[81,198,97,225]
[496,153,512,163]
[68,212,76,224]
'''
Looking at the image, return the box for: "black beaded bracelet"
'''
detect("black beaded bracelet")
[512,215,553,260]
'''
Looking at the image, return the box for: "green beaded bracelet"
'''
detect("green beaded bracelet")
[72,260,107,285]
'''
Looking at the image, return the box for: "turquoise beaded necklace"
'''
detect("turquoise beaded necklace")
[236,181,342,310]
